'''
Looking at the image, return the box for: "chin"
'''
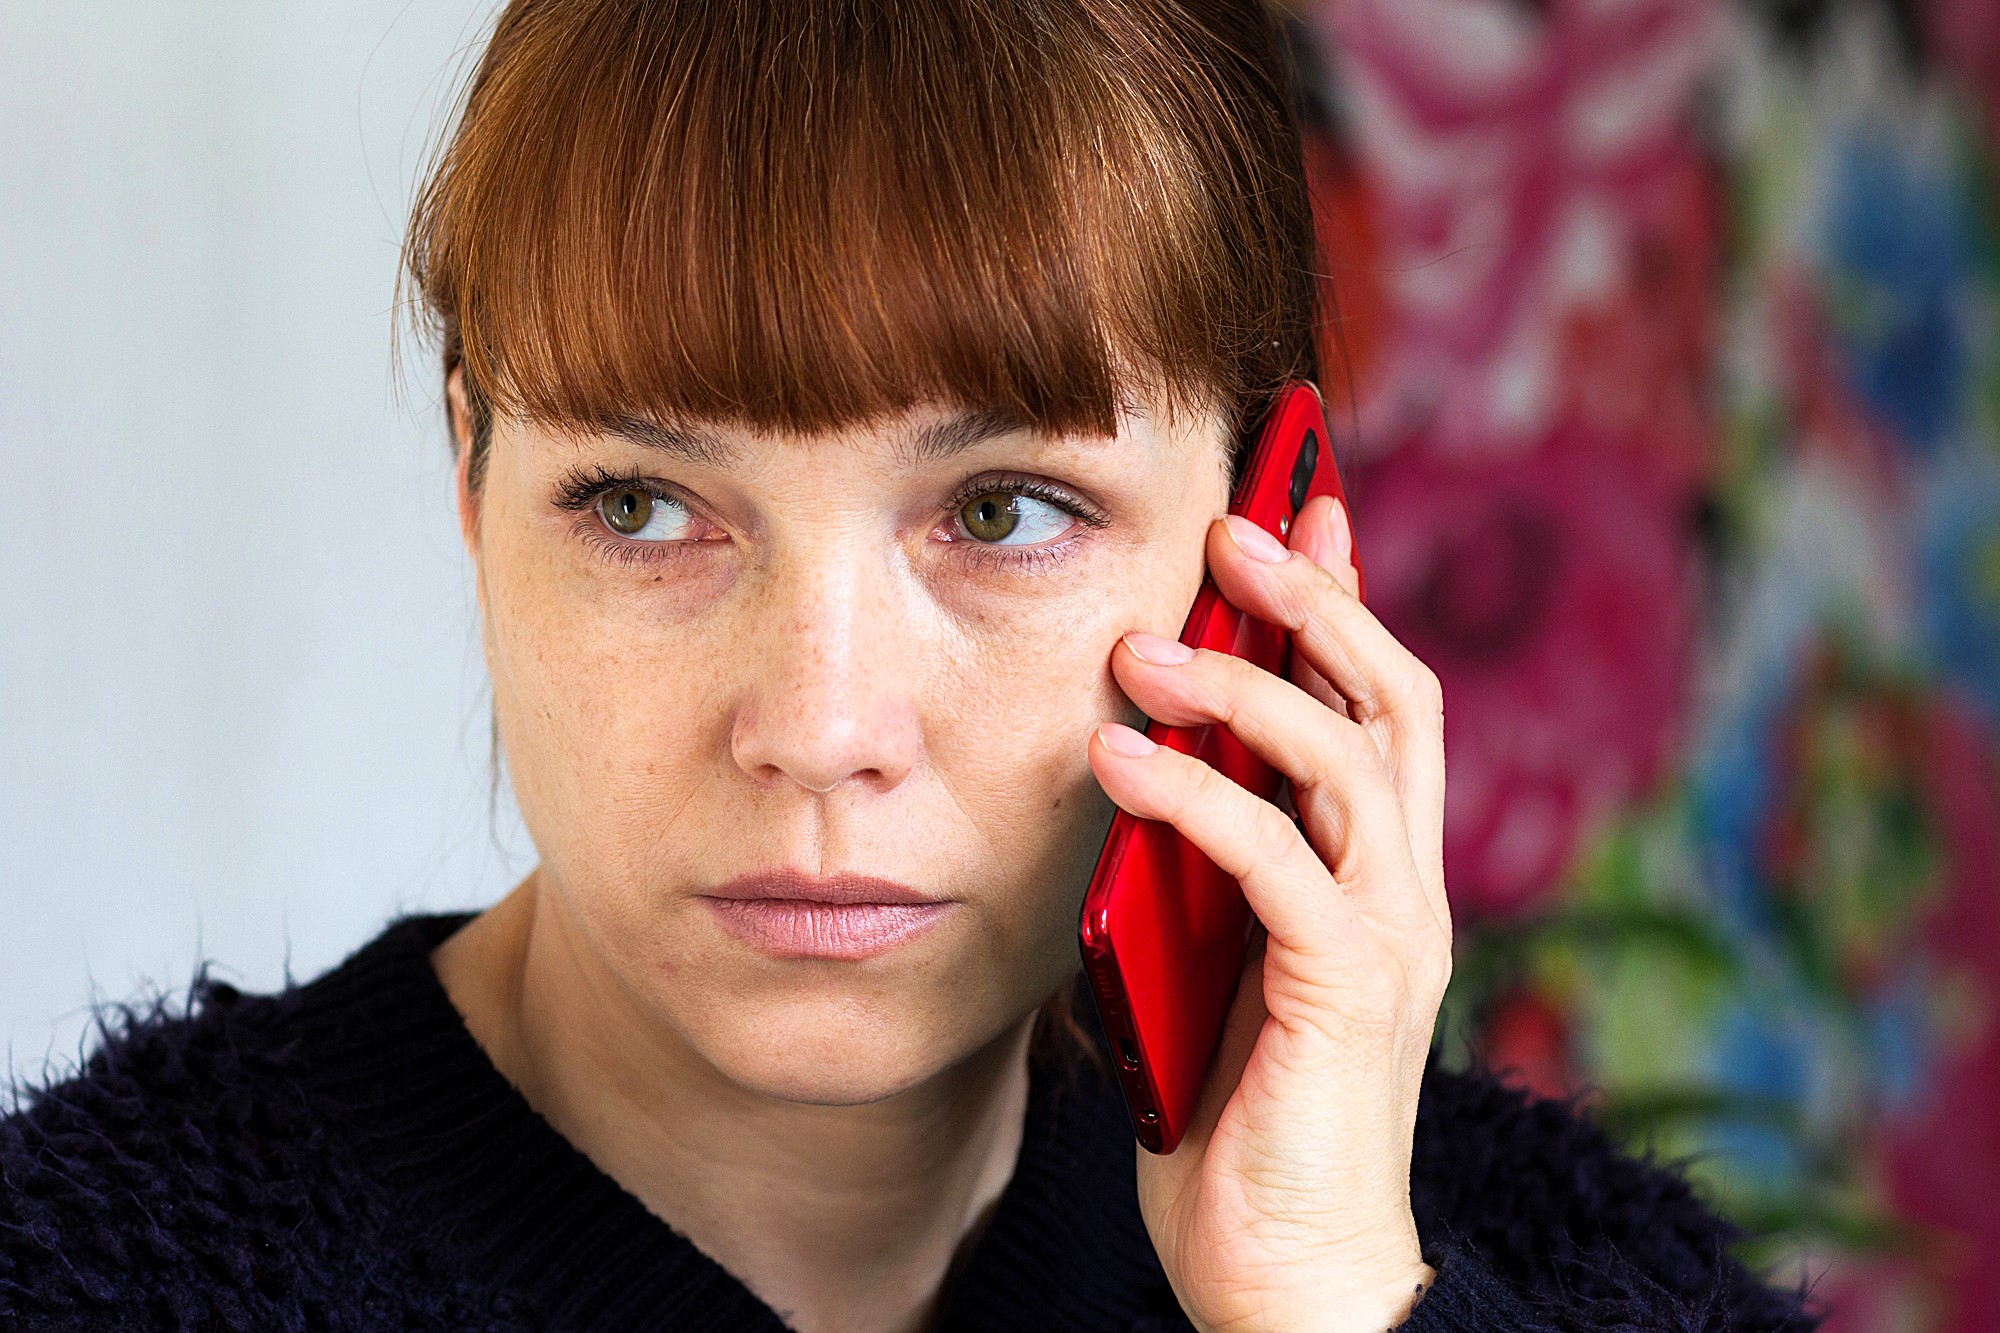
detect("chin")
[682,985,1016,1107]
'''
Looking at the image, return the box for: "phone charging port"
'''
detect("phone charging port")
[1116,1039,1140,1071]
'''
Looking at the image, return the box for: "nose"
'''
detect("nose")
[728,552,924,795]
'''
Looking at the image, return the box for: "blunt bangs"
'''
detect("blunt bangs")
[404,0,1321,478]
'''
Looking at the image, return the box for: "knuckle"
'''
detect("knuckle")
[1412,935,1452,997]
[1184,760,1307,889]
[1326,716,1387,782]
[1412,661,1445,718]
[1167,753,1239,833]
[1158,751,1215,821]
[1190,647,1256,721]
[1250,797,1304,868]
[1271,554,1336,636]
[1186,751,1235,803]
[1354,653,1437,727]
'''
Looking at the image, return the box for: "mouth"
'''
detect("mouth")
[698,870,958,961]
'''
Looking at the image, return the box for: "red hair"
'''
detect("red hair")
[403,0,1323,488]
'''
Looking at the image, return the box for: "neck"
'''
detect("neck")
[434,875,1035,1333]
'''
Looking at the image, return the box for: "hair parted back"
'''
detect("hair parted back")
[403,0,1324,491]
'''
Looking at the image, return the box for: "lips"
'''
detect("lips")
[698,870,957,960]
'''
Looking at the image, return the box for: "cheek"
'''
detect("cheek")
[924,639,1111,864]
[921,537,1210,874]
[479,517,735,865]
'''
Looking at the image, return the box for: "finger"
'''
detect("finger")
[1214,505,1433,754]
[1089,721,1363,959]
[1290,494,1360,600]
[1209,510,1448,925]
[1288,499,1447,943]
[1111,634,1421,924]
[1282,499,1353,713]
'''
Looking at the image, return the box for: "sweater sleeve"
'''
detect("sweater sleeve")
[1395,1062,1822,1332]
[0,991,457,1331]
[0,997,299,1328]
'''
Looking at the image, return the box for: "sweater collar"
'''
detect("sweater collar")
[288,914,1179,1330]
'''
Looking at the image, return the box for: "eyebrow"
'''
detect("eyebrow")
[595,407,1035,468]
[900,409,1033,466]
[596,414,736,466]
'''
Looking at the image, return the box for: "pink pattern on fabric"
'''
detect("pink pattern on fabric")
[1354,429,1699,916]
[1325,0,1721,460]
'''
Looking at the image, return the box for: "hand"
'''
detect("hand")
[1088,495,1452,1333]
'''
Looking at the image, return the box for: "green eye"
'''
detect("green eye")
[600,486,655,535]
[596,485,697,542]
[955,489,1077,546]
[960,492,1020,542]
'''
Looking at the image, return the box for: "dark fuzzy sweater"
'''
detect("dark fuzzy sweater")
[0,915,1819,1331]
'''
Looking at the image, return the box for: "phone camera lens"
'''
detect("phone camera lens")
[1288,428,1320,512]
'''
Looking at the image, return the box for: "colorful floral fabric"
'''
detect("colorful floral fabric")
[1305,0,2000,1326]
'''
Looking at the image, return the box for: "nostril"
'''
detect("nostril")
[728,690,922,796]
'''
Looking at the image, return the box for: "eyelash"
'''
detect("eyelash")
[552,463,663,514]
[550,464,1107,571]
[552,464,706,569]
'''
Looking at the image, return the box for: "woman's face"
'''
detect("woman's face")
[463,389,1231,1104]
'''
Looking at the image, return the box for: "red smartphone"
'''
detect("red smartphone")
[1077,381,1362,1154]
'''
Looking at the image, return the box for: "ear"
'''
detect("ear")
[446,365,480,558]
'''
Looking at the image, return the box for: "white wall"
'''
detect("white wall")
[0,2,529,1075]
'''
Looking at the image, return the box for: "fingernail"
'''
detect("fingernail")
[1224,513,1289,563]
[1122,632,1195,665]
[1328,498,1354,564]
[1097,722,1158,757]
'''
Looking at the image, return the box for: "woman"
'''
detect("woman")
[1,2,1819,1330]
